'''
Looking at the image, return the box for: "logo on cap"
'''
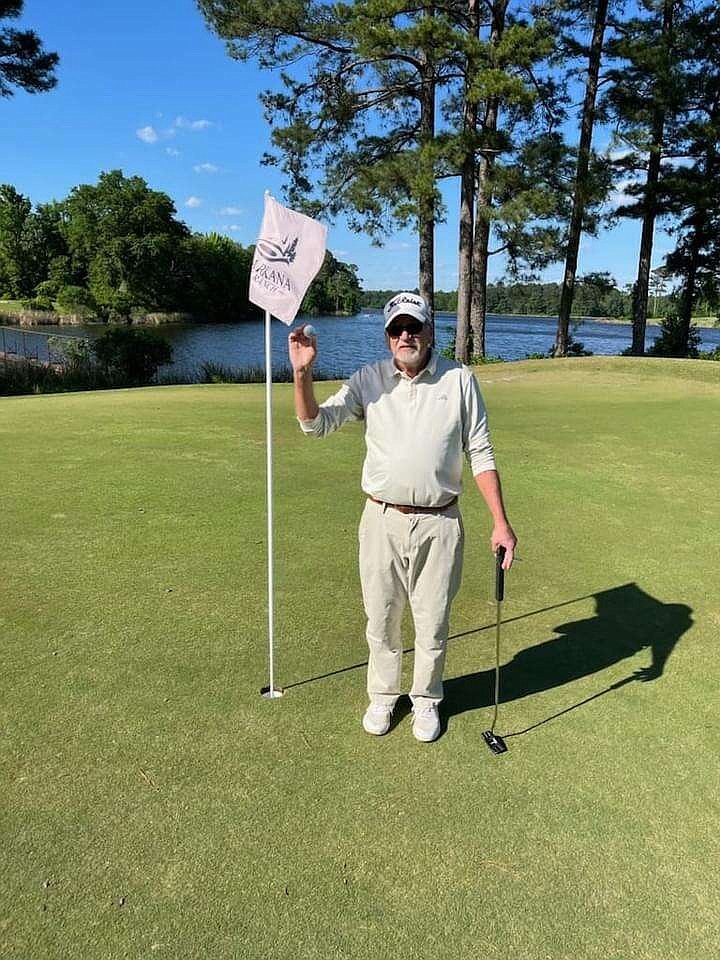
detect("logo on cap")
[383,291,430,327]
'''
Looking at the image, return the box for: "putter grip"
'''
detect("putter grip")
[495,546,506,602]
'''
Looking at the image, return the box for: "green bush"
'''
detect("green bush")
[91,326,173,385]
[0,358,112,396]
[534,333,593,359]
[566,334,593,357]
[440,335,504,364]
[105,293,135,323]
[56,285,97,318]
[698,346,720,361]
[47,336,93,368]
[192,361,344,384]
[198,361,246,383]
[20,296,54,311]
[647,315,701,358]
[35,279,60,299]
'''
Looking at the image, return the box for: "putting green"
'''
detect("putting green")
[2,357,719,959]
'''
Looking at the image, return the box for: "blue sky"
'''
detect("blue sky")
[4,0,677,291]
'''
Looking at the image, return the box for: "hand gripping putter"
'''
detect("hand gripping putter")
[482,545,508,755]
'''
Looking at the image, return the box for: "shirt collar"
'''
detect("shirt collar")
[389,348,437,380]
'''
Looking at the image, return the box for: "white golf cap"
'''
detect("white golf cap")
[383,291,430,329]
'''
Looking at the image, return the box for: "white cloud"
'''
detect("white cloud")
[227,224,242,232]
[219,205,243,215]
[662,155,694,170]
[136,125,159,144]
[608,177,640,209]
[175,116,214,131]
[606,146,634,163]
[165,147,180,157]
[193,162,219,174]
[138,114,215,146]
[185,196,203,208]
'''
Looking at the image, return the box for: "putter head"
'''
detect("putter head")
[482,730,508,755]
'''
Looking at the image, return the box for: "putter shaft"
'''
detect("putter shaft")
[483,546,507,756]
[489,598,502,732]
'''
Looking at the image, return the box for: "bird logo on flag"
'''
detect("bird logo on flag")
[256,235,299,265]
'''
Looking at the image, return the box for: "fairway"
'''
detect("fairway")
[2,357,719,959]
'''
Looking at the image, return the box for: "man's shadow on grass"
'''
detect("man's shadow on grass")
[442,581,692,737]
[284,582,692,739]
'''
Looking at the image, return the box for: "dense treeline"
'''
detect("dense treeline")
[301,252,362,316]
[0,171,361,323]
[200,0,720,359]
[361,277,717,320]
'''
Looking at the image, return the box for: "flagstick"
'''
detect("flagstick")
[261,307,283,700]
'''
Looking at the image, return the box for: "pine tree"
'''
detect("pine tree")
[602,0,682,355]
[0,0,58,98]
[643,2,720,352]
[198,0,457,319]
[552,0,613,357]
[199,0,565,352]
[452,1,568,359]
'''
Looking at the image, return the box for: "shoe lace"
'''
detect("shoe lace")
[414,706,438,720]
[369,704,390,716]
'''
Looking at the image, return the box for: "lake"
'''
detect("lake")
[7,311,720,378]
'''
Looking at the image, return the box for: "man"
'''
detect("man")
[288,291,517,742]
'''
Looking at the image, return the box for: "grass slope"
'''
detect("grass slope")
[2,357,719,960]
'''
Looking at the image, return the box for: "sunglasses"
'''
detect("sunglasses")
[386,319,425,338]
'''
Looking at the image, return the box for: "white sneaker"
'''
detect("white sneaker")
[412,704,441,742]
[362,703,393,736]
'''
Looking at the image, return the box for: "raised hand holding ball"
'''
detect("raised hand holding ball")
[288,322,317,372]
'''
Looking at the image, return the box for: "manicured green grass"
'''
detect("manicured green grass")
[2,357,719,959]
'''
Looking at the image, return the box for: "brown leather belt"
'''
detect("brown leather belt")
[369,495,457,515]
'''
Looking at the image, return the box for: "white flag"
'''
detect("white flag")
[249,194,327,325]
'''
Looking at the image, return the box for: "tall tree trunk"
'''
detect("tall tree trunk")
[632,0,674,356]
[419,210,434,320]
[470,0,507,359]
[678,229,700,352]
[554,0,609,357]
[418,6,436,323]
[455,0,480,363]
[678,100,719,354]
[470,173,492,357]
[632,143,663,353]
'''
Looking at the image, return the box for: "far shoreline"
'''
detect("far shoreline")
[364,306,719,327]
[1,300,718,330]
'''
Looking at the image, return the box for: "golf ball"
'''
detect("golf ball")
[303,324,317,338]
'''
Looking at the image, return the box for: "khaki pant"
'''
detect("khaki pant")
[358,497,464,709]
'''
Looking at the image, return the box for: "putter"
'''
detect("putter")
[482,545,508,755]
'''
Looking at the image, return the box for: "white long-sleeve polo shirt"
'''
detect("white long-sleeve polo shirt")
[297,350,496,508]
